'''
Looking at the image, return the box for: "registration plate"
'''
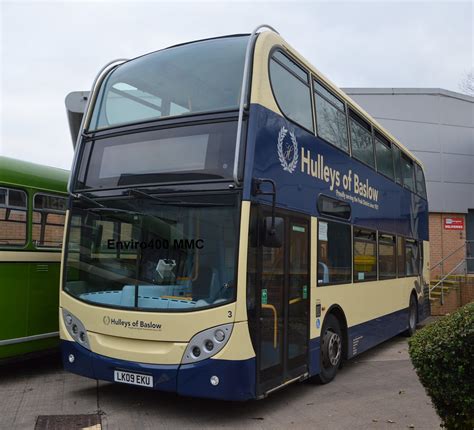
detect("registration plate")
[114,370,153,388]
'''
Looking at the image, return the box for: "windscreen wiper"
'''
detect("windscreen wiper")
[127,188,228,207]
[74,193,105,208]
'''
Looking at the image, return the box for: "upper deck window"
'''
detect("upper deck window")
[269,51,313,131]
[401,155,415,192]
[374,132,394,180]
[314,81,349,152]
[414,163,427,199]
[393,145,403,185]
[89,36,249,130]
[350,111,374,168]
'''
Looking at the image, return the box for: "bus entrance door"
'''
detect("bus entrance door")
[256,210,309,396]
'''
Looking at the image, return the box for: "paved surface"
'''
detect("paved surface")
[0,333,441,430]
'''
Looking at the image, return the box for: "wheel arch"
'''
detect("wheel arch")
[323,304,349,360]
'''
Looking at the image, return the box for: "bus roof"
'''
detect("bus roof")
[252,30,425,170]
[0,156,69,194]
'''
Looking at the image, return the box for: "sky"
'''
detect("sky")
[0,0,472,170]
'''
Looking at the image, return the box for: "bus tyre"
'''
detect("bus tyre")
[315,314,343,384]
[404,295,418,337]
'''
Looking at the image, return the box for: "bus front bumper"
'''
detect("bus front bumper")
[61,340,256,401]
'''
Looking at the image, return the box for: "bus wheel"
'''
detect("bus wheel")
[404,295,418,337]
[315,314,342,384]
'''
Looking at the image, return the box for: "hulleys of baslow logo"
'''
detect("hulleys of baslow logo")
[103,315,162,330]
[276,125,380,210]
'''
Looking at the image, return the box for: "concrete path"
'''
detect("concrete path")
[0,334,441,430]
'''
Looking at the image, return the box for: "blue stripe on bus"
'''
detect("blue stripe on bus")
[61,340,256,401]
[243,103,429,241]
[308,307,410,376]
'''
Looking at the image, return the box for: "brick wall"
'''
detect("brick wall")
[431,287,460,316]
[429,213,466,279]
[460,280,474,306]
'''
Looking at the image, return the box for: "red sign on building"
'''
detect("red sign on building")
[444,217,464,230]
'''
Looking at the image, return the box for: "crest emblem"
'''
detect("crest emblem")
[277,126,299,173]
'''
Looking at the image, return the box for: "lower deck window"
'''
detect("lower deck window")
[317,220,351,285]
[353,228,377,282]
[378,233,396,279]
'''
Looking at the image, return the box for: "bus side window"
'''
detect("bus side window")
[375,132,394,180]
[317,220,351,285]
[378,233,396,279]
[269,51,313,132]
[349,111,375,169]
[397,236,406,277]
[313,81,349,152]
[0,187,28,247]
[414,163,427,199]
[401,155,415,192]
[353,228,377,282]
[405,239,419,276]
[32,194,67,248]
[393,145,403,185]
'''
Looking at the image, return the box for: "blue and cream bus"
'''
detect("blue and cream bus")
[61,26,429,400]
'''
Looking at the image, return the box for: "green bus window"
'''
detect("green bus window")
[378,233,396,279]
[269,52,313,131]
[314,81,348,152]
[392,145,403,185]
[401,155,415,192]
[0,187,27,247]
[350,112,374,168]
[317,220,351,285]
[415,163,427,199]
[89,36,249,130]
[375,135,394,180]
[353,228,377,282]
[397,236,406,277]
[405,239,420,276]
[32,194,67,248]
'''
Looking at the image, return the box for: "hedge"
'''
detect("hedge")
[409,302,474,429]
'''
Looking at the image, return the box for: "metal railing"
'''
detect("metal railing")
[429,240,474,305]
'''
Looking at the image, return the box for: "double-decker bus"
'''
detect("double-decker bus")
[61,26,429,400]
[0,157,68,361]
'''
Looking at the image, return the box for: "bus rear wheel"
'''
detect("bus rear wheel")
[404,295,418,337]
[315,314,343,384]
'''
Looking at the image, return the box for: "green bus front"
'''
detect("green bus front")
[0,157,68,360]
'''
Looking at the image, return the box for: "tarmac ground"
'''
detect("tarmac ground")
[0,326,441,430]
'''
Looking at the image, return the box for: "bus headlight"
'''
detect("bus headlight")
[181,323,233,364]
[62,309,90,351]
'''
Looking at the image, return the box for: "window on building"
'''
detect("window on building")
[375,133,394,180]
[317,195,351,220]
[393,145,403,185]
[353,227,377,282]
[401,155,415,192]
[317,220,352,285]
[405,239,420,276]
[397,236,406,277]
[32,194,67,248]
[0,187,28,246]
[350,112,374,168]
[378,233,396,279]
[314,81,348,152]
[269,51,313,131]
[414,163,427,199]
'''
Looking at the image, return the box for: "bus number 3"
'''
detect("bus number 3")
[228,311,232,318]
